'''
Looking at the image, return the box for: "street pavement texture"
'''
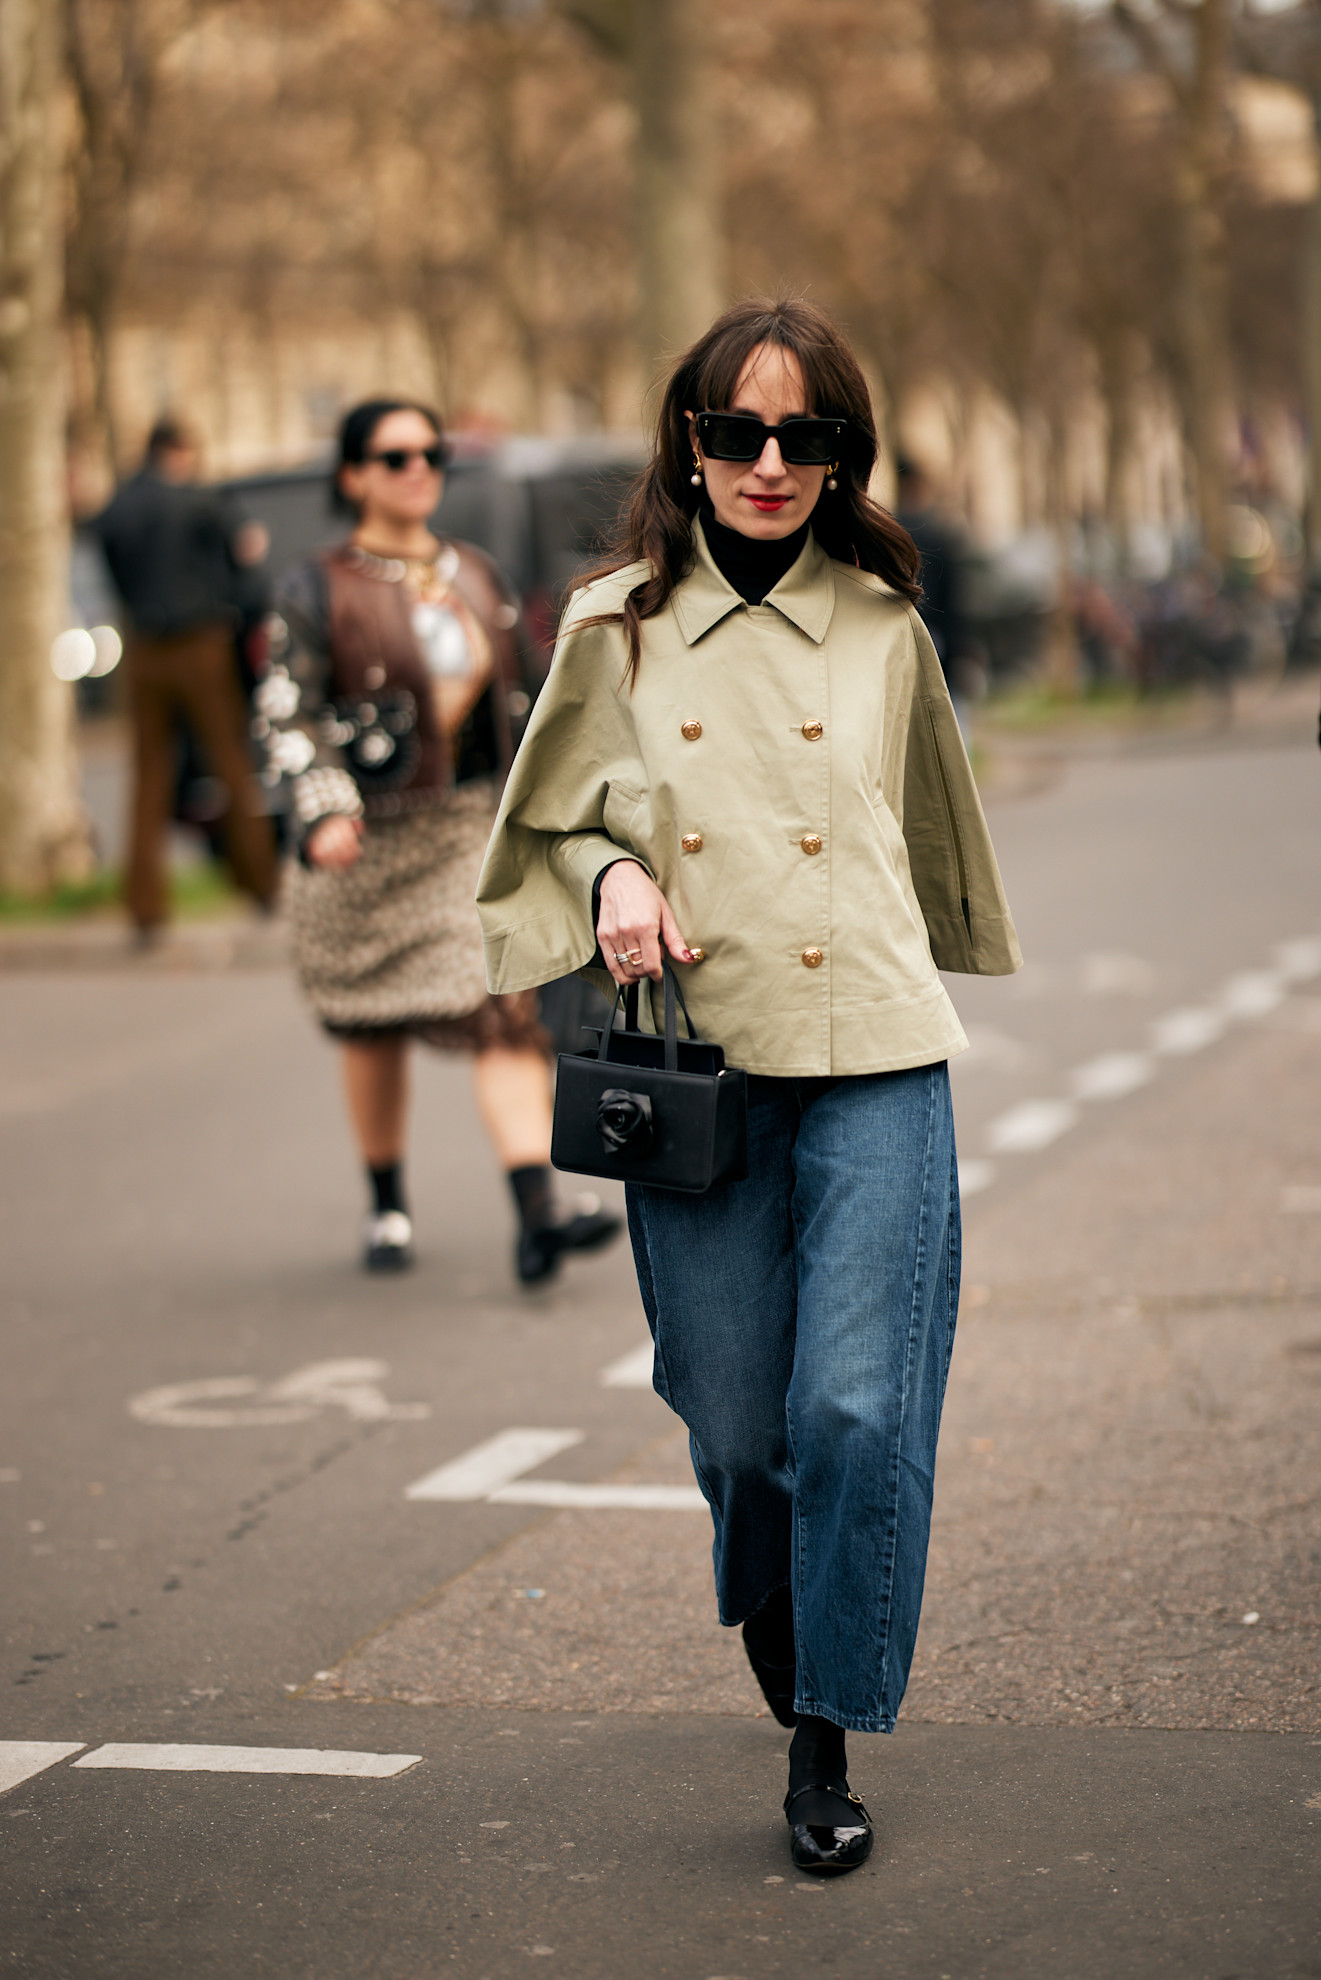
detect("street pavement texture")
[2,714,1320,1977]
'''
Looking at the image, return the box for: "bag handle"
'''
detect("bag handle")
[596,960,698,1071]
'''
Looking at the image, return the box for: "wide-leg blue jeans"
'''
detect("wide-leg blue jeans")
[626,1063,960,1734]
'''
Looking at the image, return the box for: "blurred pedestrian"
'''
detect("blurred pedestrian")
[894,454,980,728]
[479,299,1020,1873]
[93,416,278,939]
[261,398,620,1281]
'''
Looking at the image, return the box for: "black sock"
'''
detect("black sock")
[787,1715,854,1826]
[508,1163,556,1233]
[368,1162,406,1217]
[744,1585,795,1669]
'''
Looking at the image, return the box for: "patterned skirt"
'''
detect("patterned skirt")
[288,780,547,1054]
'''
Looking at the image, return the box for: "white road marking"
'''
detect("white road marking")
[405,1429,704,1511]
[405,1428,583,1501]
[1080,951,1158,996]
[1274,937,1321,982]
[963,932,1320,1193]
[129,1359,429,1429]
[1280,1185,1321,1215]
[986,1099,1078,1153]
[72,1744,421,1777]
[1219,971,1286,1019]
[600,1343,656,1389]
[1149,1006,1227,1056]
[951,1024,1031,1074]
[958,1158,996,1196]
[0,1742,84,1795]
[490,1481,706,1511]
[1068,1052,1155,1103]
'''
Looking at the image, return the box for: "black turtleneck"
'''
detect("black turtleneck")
[700,505,810,606]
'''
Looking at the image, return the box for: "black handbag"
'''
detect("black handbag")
[551,962,748,1195]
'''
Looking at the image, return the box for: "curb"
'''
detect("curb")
[0,914,288,972]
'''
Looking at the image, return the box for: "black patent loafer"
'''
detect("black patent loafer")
[742,1632,797,1727]
[784,1780,874,1875]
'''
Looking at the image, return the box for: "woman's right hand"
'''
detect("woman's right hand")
[597,860,693,986]
[305,815,364,870]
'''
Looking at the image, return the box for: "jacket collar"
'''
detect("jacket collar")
[670,517,836,647]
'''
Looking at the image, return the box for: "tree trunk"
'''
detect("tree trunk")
[632,0,723,380]
[1097,326,1137,568]
[0,0,93,893]
[1304,98,1321,568]
[556,0,723,383]
[1174,0,1233,564]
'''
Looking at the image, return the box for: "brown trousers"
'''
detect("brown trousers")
[126,621,277,930]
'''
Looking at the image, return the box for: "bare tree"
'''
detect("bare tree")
[0,0,93,891]
[1236,0,1321,563]
[558,0,722,382]
[1114,0,1235,561]
[64,0,198,475]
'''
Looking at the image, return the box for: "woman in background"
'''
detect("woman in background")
[262,398,620,1281]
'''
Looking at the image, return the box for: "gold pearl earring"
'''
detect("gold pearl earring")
[825,462,839,491]
[690,452,703,487]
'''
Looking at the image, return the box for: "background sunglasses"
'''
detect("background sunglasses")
[367,442,451,472]
[695,412,847,465]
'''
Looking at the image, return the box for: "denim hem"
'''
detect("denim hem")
[717,1576,792,1631]
[794,1697,896,1735]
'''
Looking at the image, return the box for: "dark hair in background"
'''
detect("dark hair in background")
[332,397,443,518]
[579,296,921,680]
[145,415,197,462]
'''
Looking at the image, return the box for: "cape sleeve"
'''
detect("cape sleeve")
[901,607,1022,976]
[476,590,653,995]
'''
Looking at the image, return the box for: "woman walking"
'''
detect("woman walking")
[262,398,620,1281]
[478,301,1019,1870]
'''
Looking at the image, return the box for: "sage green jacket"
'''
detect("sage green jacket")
[477,521,1021,1077]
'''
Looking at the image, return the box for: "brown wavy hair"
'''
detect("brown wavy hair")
[580,295,921,680]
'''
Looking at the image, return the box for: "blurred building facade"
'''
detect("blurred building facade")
[63,1,1321,564]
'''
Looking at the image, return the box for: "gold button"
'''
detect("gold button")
[681,832,703,853]
[688,947,706,963]
[801,719,823,741]
[681,719,702,740]
[802,947,824,968]
[800,834,822,855]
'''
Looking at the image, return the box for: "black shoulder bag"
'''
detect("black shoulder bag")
[551,961,748,1195]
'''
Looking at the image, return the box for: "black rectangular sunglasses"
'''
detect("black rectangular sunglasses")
[696,412,847,465]
[368,442,452,472]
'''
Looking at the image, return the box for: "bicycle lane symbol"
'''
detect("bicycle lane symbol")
[127,1359,431,1428]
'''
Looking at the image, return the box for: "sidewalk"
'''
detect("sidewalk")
[290,998,1320,1975]
[974,665,1320,801]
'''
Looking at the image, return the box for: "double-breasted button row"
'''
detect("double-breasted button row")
[684,717,822,740]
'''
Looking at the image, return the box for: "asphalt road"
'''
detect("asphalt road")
[2,717,1319,1977]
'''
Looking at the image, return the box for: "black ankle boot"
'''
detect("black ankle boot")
[509,1167,622,1285]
